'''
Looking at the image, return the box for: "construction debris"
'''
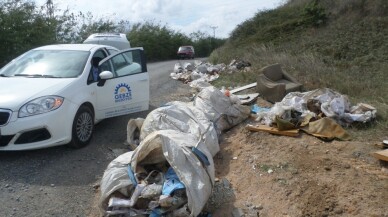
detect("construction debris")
[100,86,251,216]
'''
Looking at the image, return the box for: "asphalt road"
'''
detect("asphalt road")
[0,58,201,217]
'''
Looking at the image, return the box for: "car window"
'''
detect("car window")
[108,49,119,55]
[178,46,194,52]
[101,49,144,77]
[87,49,110,83]
[93,49,108,59]
[0,50,89,78]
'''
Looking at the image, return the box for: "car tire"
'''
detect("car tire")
[67,105,94,148]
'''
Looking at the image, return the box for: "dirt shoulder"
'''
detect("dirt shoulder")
[212,116,388,217]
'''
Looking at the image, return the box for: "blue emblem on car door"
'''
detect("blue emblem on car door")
[114,83,132,103]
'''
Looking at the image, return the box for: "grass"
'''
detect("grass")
[208,0,388,140]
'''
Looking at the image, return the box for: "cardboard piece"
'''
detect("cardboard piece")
[246,124,299,137]
[372,149,388,162]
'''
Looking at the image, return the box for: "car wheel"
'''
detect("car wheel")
[67,105,94,148]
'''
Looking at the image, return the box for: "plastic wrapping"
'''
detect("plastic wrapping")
[130,130,215,217]
[139,101,220,156]
[255,88,376,126]
[100,152,135,211]
[193,86,251,132]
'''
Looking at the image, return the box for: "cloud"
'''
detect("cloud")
[35,0,284,38]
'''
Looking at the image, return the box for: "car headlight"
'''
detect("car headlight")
[19,96,64,118]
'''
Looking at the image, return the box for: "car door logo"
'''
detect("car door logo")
[114,83,132,103]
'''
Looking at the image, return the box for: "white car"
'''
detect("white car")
[0,44,149,150]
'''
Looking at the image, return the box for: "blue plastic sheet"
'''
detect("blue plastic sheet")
[251,104,270,114]
[162,167,185,195]
[127,165,138,187]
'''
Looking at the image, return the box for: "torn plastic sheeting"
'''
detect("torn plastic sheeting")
[162,167,185,196]
[196,65,208,74]
[139,101,220,157]
[99,151,136,212]
[184,62,195,71]
[256,88,376,126]
[189,80,212,91]
[130,130,215,217]
[173,63,183,73]
[251,104,270,114]
[193,86,251,132]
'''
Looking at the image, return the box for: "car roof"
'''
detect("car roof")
[34,44,116,51]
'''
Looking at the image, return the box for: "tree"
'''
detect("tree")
[127,20,191,61]
[0,0,56,66]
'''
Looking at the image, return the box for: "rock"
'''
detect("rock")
[222,178,231,188]
[232,208,245,217]
[253,204,264,210]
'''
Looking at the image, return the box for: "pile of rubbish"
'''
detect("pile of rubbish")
[170,59,251,84]
[252,88,377,140]
[99,86,251,216]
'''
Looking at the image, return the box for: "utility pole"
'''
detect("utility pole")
[46,0,54,19]
[210,26,218,38]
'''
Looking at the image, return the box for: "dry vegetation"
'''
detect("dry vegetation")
[209,0,388,139]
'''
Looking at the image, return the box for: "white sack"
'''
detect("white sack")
[140,102,220,156]
[99,152,135,211]
[126,118,144,149]
[174,63,183,73]
[130,130,215,217]
[193,86,251,132]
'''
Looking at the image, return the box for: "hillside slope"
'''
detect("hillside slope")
[210,0,388,138]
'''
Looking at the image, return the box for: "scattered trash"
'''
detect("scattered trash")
[235,93,260,105]
[229,82,257,94]
[383,140,388,148]
[301,117,351,141]
[253,88,377,140]
[100,79,254,216]
[251,104,270,114]
[170,59,251,84]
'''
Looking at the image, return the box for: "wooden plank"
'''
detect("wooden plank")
[230,82,257,94]
[372,149,388,162]
[246,124,299,137]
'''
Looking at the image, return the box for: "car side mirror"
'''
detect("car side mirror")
[99,71,113,79]
[97,71,114,87]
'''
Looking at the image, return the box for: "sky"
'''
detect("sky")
[35,0,285,38]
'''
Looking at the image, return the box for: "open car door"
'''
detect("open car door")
[95,48,149,119]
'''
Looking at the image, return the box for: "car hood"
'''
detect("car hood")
[0,77,76,110]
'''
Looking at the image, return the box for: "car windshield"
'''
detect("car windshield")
[0,49,90,78]
[178,46,192,51]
